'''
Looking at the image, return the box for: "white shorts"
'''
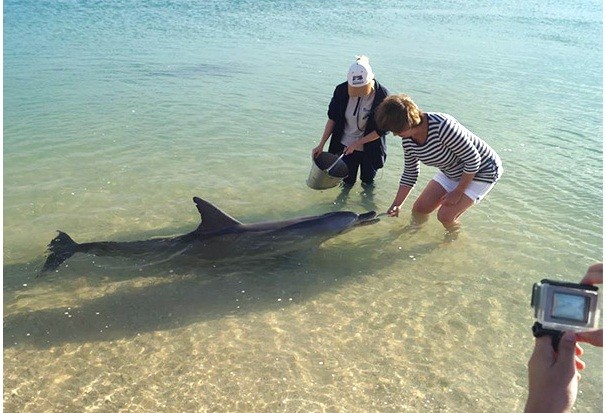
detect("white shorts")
[432,171,496,204]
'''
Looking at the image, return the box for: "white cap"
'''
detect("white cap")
[347,55,374,87]
[347,56,374,97]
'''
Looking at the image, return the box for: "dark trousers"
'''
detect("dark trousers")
[342,150,377,185]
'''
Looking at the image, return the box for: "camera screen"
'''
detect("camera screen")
[551,292,589,322]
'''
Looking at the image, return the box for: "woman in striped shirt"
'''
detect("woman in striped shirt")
[375,94,503,231]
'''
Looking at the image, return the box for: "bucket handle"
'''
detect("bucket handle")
[324,153,344,174]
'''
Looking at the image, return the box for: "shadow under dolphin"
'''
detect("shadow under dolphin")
[4,247,394,349]
[41,196,381,276]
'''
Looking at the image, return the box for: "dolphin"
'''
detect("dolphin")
[40,196,381,275]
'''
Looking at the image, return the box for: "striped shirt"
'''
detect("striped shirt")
[400,112,503,187]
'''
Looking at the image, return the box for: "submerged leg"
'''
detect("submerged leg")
[436,194,474,230]
[408,179,446,231]
[334,182,353,207]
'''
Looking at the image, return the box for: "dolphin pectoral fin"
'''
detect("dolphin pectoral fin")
[192,197,242,232]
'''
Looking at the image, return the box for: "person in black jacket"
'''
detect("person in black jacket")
[311,56,390,187]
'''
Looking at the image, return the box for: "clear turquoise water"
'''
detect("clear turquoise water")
[4,1,602,412]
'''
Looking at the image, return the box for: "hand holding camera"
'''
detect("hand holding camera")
[524,263,602,413]
[575,263,603,347]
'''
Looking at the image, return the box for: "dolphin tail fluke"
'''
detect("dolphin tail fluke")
[40,231,79,275]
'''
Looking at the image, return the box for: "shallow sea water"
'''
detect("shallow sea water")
[4,0,603,412]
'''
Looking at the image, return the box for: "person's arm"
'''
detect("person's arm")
[312,119,336,158]
[388,184,413,217]
[388,148,419,216]
[343,130,380,155]
[524,332,584,413]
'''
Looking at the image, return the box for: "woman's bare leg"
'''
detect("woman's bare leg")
[437,194,475,231]
[411,180,448,224]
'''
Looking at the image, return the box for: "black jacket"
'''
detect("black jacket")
[326,80,390,169]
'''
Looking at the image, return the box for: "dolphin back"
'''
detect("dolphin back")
[41,231,80,275]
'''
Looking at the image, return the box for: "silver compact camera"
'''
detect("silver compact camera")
[531,279,600,333]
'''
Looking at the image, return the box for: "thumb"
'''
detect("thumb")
[576,329,603,347]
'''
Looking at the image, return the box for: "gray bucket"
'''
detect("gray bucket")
[306,152,349,190]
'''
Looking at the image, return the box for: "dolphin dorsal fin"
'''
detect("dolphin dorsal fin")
[193,197,242,232]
